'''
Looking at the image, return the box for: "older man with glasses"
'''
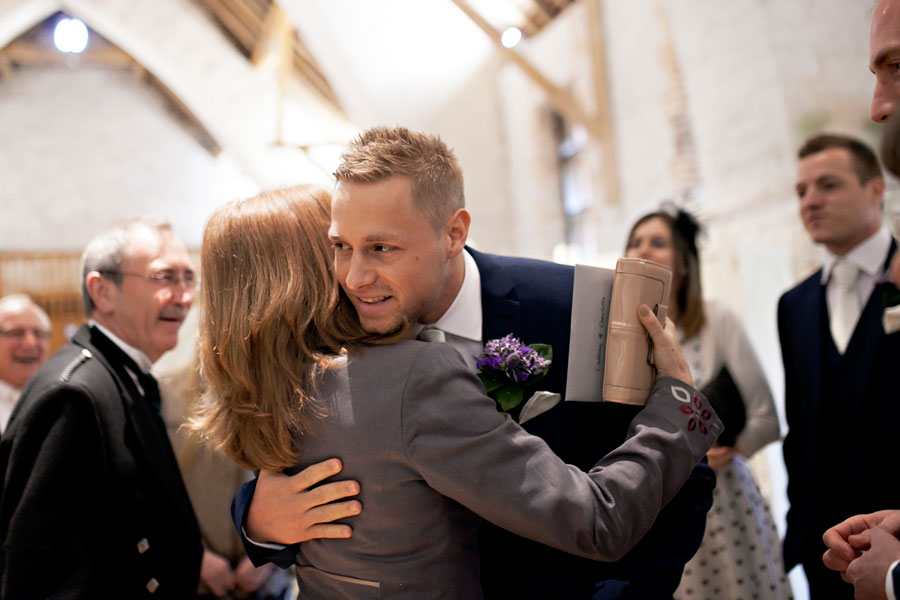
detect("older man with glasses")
[0,294,50,433]
[0,217,204,599]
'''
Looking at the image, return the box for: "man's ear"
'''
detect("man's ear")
[868,176,886,208]
[445,209,471,258]
[85,272,116,315]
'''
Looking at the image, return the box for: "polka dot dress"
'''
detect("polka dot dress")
[675,304,793,600]
[675,455,792,600]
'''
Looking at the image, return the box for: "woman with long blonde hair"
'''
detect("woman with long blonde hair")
[194,185,719,598]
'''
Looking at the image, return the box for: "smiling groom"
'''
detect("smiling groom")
[236,127,716,599]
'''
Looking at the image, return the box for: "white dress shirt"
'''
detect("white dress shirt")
[0,379,20,434]
[821,227,893,328]
[886,559,899,600]
[90,321,155,392]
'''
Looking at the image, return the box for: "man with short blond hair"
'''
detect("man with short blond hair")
[235,126,716,599]
[0,294,50,433]
[333,126,465,232]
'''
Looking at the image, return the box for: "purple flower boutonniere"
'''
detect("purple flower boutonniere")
[476,334,552,412]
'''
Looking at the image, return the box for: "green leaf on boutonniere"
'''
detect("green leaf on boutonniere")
[477,371,506,394]
[496,387,525,411]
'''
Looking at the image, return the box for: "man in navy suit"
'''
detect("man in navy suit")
[780,133,900,598]
[235,126,715,598]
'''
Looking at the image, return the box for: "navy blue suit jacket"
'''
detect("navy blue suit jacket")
[470,248,714,599]
[233,248,715,598]
[779,243,900,571]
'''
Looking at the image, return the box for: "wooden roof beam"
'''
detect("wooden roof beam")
[449,0,602,140]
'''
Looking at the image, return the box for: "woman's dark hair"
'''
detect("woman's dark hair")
[626,203,705,339]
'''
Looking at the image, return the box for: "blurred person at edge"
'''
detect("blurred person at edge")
[816,4,900,598]
[0,294,50,434]
[625,207,791,600]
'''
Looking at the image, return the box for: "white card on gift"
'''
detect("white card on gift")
[564,264,615,403]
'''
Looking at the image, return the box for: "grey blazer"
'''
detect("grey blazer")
[292,340,721,598]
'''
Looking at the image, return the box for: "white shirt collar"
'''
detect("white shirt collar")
[89,320,154,373]
[0,379,18,401]
[416,249,483,342]
[0,379,19,434]
[821,227,892,284]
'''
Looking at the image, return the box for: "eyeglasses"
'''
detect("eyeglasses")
[102,269,197,289]
[0,327,51,341]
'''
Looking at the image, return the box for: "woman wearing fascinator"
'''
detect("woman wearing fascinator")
[625,205,793,600]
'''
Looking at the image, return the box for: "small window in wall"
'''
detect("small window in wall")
[551,110,596,261]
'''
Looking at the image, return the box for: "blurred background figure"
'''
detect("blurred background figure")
[625,206,791,600]
[0,294,51,434]
[156,312,297,600]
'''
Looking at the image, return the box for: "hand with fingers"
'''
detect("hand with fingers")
[636,304,693,387]
[234,556,273,595]
[706,445,739,471]
[823,510,900,577]
[246,458,362,545]
[199,550,236,598]
[842,527,900,600]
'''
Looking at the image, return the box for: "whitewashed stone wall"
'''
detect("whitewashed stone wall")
[0,0,356,253]
[0,65,259,250]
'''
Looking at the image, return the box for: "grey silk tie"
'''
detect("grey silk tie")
[829,260,861,354]
[418,326,446,343]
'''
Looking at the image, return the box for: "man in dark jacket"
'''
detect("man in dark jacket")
[0,218,203,599]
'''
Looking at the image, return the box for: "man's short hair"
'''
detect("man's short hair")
[80,217,172,318]
[798,133,884,184]
[333,126,465,231]
[0,294,50,329]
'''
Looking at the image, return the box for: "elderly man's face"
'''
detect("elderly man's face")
[0,305,50,388]
[870,0,900,122]
[99,228,194,362]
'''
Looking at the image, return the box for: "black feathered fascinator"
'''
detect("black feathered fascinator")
[660,201,702,259]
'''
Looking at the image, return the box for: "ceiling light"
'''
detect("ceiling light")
[54,18,89,54]
[501,27,522,49]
